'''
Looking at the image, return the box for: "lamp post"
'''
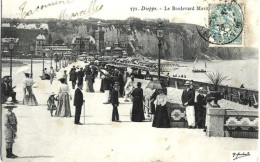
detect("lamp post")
[88,40,90,56]
[156,21,164,80]
[50,48,53,68]
[61,53,64,67]
[9,40,14,87]
[59,54,61,69]
[54,54,58,71]
[42,52,45,71]
[30,44,34,78]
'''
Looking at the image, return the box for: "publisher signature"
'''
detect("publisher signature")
[19,0,74,19]
[58,0,103,20]
[18,0,103,20]
[233,152,250,160]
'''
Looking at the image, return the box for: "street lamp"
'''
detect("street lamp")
[156,21,164,80]
[62,53,64,67]
[30,44,34,78]
[9,40,14,87]
[54,54,58,71]
[50,48,53,68]
[42,52,45,71]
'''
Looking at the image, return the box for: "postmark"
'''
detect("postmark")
[197,1,244,46]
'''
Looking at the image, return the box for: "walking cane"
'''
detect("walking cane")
[83,100,85,125]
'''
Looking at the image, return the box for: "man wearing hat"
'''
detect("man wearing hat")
[110,84,120,122]
[77,67,84,87]
[4,100,18,158]
[181,81,195,128]
[2,76,18,103]
[74,83,84,125]
[195,87,207,128]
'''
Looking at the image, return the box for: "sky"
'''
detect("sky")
[1,0,258,47]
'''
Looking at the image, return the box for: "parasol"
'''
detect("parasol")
[100,69,109,75]
[15,65,30,75]
[146,80,164,90]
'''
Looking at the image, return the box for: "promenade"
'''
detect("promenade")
[1,61,258,162]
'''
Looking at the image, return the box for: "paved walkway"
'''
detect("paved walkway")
[1,61,258,162]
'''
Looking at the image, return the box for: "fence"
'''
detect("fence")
[112,62,258,108]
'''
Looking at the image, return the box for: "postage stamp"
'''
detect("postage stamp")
[208,2,244,47]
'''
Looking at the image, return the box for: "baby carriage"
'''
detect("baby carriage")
[47,92,58,116]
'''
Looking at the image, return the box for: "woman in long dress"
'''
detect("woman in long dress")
[152,89,170,128]
[131,82,145,122]
[55,78,72,117]
[23,73,38,106]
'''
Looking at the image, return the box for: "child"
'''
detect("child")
[110,84,120,122]
[4,100,18,158]
[47,92,57,117]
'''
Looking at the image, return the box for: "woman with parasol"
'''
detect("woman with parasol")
[147,80,170,128]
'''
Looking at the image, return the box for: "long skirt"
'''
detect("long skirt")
[56,92,71,117]
[88,79,94,92]
[23,86,38,106]
[86,79,94,92]
[131,97,145,122]
[152,105,170,128]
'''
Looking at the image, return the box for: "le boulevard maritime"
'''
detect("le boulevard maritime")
[169,6,209,11]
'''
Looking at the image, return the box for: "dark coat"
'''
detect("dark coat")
[102,77,112,91]
[70,71,77,81]
[77,71,84,82]
[181,89,195,106]
[196,94,206,107]
[110,90,119,106]
[74,88,84,107]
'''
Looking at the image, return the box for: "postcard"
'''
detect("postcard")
[1,0,259,161]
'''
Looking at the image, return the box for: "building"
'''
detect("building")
[35,34,72,58]
[71,35,93,56]
[1,38,19,57]
[44,45,72,58]
[35,34,46,56]
[95,21,105,54]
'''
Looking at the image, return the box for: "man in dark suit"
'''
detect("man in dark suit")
[77,67,84,86]
[74,83,84,125]
[110,84,120,122]
[182,81,195,128]
[195,87,207,128]
[70,68,78,89]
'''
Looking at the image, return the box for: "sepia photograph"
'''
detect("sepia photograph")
[0,0,259,161]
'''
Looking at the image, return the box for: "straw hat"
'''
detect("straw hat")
[3,100,17,109]
[184,81,191,86]
[51,92,55,96]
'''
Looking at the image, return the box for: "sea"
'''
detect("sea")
[1,59,258,90]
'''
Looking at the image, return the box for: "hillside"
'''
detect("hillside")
[2,18,258,60]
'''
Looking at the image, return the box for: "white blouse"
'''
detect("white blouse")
[58,84,71,95]
[24,78,34,88]
[154,94,168,106]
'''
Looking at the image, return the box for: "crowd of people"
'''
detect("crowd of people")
[2,61,211,159]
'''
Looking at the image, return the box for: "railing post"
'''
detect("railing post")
[175,81,178,89]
